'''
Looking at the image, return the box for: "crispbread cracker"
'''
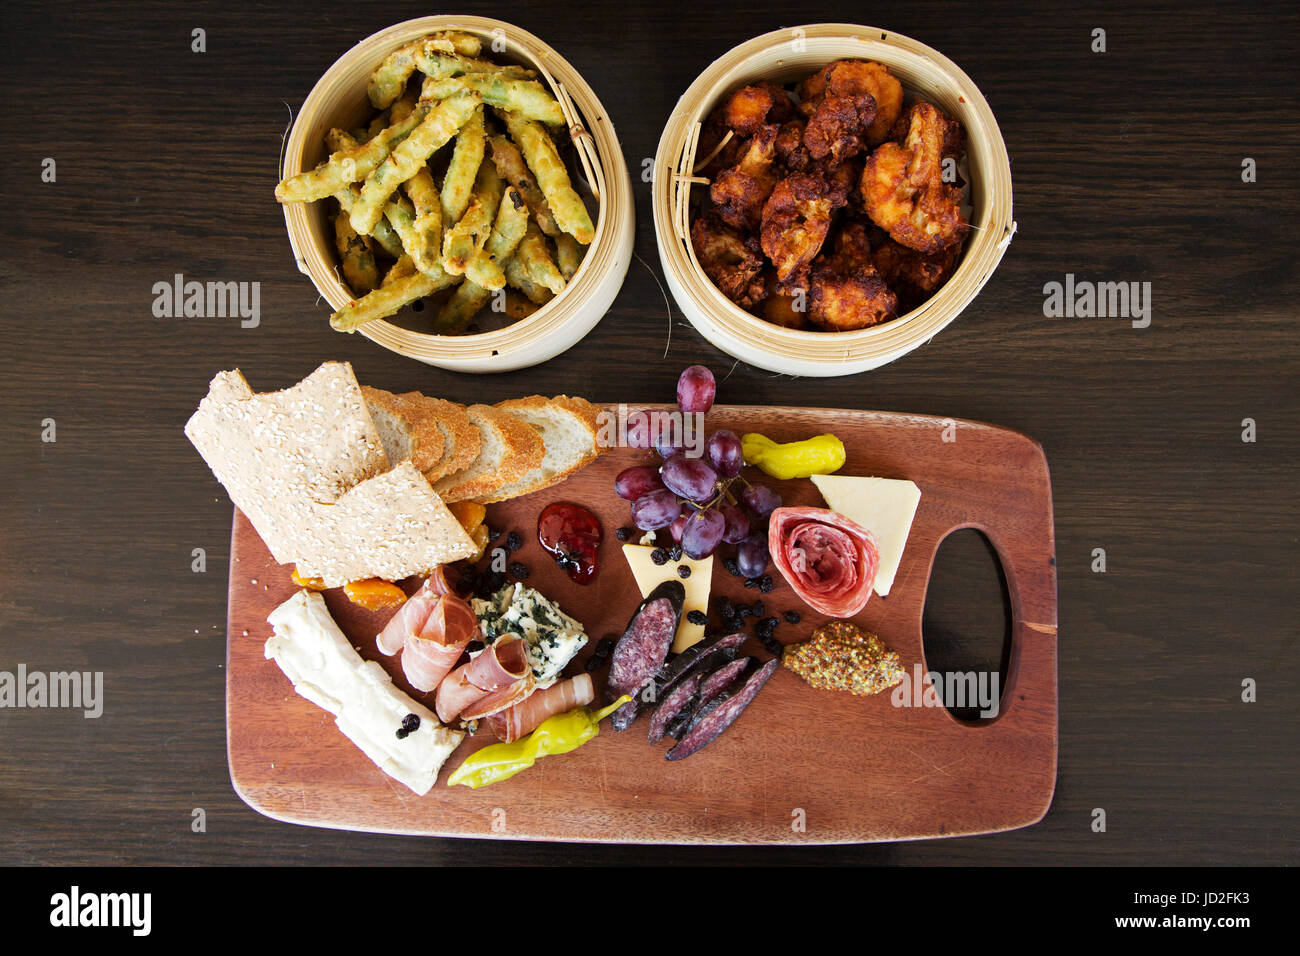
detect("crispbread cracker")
[185,362,476,584]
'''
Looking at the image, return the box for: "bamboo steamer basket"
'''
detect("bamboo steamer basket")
[281,16,634,373]
[654,24,1015,377]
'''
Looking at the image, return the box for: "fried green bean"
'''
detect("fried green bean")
[421,73,564,126]
[368,32,483,109]
[442,161,503,275]
[388,88,419,125]
[350,92,480,235]
[333,208,379,294]
[382,194,442,273]
[382,254,417,285]
[276,106,429,203]
[502,113,595,244]
[432,277,491,335]
[325,131,406,259]
[554,232,584,280]
[331,263,456,332]
[463,185,528,290]
[513,220,566,295]
[404,166,443,269]
[440,107,485,225]
[487,133,560,237]
[504,254,555,305]
[415,50,535,82]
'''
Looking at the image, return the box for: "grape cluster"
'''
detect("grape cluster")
[613,366,783,570]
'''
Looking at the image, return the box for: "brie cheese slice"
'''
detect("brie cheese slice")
[810,474,922,597]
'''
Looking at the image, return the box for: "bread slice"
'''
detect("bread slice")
[362,386,445,475]
[398,393,480,483]
[185,362,476,586]
[481,395,606,502]
[432,404,545,503]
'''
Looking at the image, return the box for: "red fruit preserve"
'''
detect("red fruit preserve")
[537,502,603,584]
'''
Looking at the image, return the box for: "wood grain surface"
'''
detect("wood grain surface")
[0,0,1296,864]
[228,405,1057,843]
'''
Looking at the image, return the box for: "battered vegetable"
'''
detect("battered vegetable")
[422,72,565,126]
[440,107,486,226]
[447,696,631,789]
[276,106,429,203]
[351,92,481,235]
[503,113,595,243]
[742,432,846,480]
[442,161,504,275]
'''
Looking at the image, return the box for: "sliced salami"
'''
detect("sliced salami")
[666,658,779,761]
[668,657,755,740]
[606,580,685,731]
[647,673,700,744]
[768,506,879,617]
[656,631,746,696]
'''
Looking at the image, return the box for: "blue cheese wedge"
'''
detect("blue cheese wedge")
[264,590,464,795]
[470,583,587,688]
[810,474,922,597]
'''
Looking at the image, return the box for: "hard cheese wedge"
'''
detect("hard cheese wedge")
[622,544,712,653]
[810,475,922,597]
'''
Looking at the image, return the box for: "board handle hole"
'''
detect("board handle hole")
[921,528,1012,723]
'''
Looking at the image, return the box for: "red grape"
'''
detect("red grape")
[615,465,663,501]
[660,456,718,502]
[741,483,782,517]
[677,365,716,414]
[736,533,770,577]
[631,489,682,531]
[668,513,689,544]
[720,504,750,544]
[706,430,743,478]
[624,410,652,449]
[681,508,725,559]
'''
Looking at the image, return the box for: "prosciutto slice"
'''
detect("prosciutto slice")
[435,636,532,723]
[400,592,479,693]
[767,506,879,617]
[484,673,595,743]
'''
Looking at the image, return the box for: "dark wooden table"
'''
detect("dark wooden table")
[1,0,1295,866]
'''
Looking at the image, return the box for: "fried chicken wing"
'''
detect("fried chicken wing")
[806,222,898,331]
[760,173,836,282]
[798,60,903,147]
[710,124,780,231]
[860,101,969,254]
[691,215,766,308]
[722,82,797,136]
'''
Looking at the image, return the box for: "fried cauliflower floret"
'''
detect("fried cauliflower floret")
[803,93,875,164]
[860,101,968,254]
[759,173,836,282]
[691,215,766,308]
[871,234,961,294]
[710,124,780,231]
[798,60,903,146]
[722,82,797,136]
[807,222,898,331]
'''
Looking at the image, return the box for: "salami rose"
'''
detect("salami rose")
[767,507,879,617]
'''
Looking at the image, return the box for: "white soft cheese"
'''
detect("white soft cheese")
[265,590,463,795]
[471,582,587,688]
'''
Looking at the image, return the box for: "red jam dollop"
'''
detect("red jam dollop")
[537,502,602,585]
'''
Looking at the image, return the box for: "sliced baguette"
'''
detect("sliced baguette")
[361,386,445,475]
[398,393,481,483]
[432,404,546,503]
[480,395,606,502]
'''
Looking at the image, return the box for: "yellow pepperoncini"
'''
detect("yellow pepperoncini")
[447,695,632,789]
[741,432,847,480]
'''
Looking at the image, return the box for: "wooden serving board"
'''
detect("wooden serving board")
[226,405,1057,844]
